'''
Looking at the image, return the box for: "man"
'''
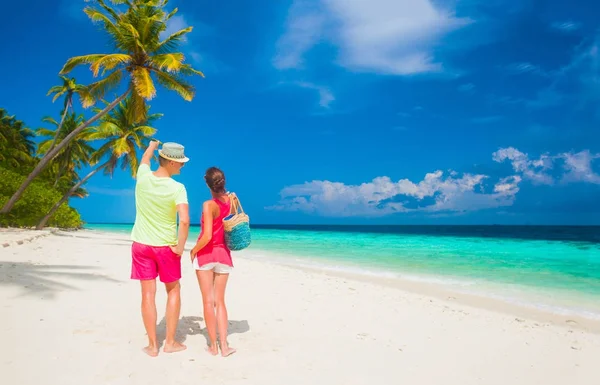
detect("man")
[130,140,191,357]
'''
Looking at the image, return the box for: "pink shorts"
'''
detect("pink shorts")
[131,242,181,283]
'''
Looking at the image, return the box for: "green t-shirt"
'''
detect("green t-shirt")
[131,164,188,246]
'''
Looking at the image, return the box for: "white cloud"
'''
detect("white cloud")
[551,21,581,32]
[270,147,600,217]
[268,171,519,217]
[275,81,335,108]
[492,147,554,185]
[295,82,335,108]
[505,62,549,77]
[274,0,472,75]
[559,150,600,184]
[273,0,327,70]
[493,147,600,185]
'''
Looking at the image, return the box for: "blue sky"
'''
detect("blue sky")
[1,0,600,225]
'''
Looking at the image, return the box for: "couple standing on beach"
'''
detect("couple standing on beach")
[129,140,236,358]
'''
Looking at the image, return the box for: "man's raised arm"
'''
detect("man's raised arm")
[141,140,160,166]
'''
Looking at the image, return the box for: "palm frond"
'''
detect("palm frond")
[99,121,123,137]
[41,116,59,126]
[147,112,163,122]
[152,70,194,101]
[113,136,131,157]
[47,85,64,97]
[70,186,89,199]
[90,141,115,164]
[90,54,131,77]
[86,69,123,105]
[132,67,156,99]
[150,53,184,72]
[178,63,205,77]
[78,87,97,109]
[135,125,157,137]
[95,0,120,21]
[165,6,177,20]
[84,6,116,25]
[60,54,107,75]
[154,27,192,53]
[102,156,119,177]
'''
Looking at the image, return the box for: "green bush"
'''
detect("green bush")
[0,166,83,229]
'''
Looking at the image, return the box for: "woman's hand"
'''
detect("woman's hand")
[190,246,200,262]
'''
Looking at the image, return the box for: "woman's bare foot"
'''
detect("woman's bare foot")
[163,342,187,353]
[142,345,159,357]
[205,344,219,356]
[220,345,236,357]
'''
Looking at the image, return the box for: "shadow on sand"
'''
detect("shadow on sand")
[0,261,120,299]
[156,315,250,347]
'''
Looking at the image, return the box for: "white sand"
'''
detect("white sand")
[1,229,599,385]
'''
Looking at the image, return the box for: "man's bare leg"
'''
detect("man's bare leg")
[163,280,186,353]
[141,279,159,357]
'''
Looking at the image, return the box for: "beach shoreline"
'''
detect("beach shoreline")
[2,228,599,384]
[54,227,600,332]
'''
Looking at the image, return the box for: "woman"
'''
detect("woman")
[190,167,236,357]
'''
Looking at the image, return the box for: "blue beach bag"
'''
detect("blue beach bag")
[223,192,251,251]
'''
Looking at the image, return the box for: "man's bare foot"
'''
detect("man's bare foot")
[142,346,159,357]
[205,345,219,356]
[163,342,187,353]
[220,345,236,357]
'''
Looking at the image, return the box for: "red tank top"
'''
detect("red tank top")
[195,197,233,267]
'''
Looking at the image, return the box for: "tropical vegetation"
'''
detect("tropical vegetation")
[0,108,83,228]
[1,0,203,216]
[35,97,160,229]
[0,0,203,229]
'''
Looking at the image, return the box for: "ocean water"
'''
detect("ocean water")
[86,223,600,318]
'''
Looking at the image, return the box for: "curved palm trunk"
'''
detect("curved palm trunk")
[36,159,113,230]
[48,99,72,155]
[1,88,130,214]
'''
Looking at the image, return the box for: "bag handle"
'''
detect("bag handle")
[227,192,245,215]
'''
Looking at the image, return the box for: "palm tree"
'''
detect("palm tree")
[36,113,95,187]
[43,161,90,199]
[46,76,89,153]
[36,96,160,229]
[2,0,203,214]
[0,109,35,169]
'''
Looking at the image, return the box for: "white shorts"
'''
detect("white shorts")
[192,259,232,274]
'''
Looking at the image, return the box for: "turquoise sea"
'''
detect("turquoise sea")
[86,223,600,319]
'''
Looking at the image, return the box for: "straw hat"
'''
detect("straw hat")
[158,142,190,163]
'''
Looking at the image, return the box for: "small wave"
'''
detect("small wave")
[241,248,600,320]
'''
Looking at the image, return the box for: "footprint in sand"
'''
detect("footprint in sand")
[73,329,95,335]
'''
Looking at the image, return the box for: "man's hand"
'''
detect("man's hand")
[170,245,184,256]
[141,140,161,166]
[148,140,160,151]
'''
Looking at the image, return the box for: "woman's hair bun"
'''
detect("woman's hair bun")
[205,167,226,193]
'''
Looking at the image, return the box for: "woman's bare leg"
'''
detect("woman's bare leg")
[196,270,218,355]
[214,272,236,357]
